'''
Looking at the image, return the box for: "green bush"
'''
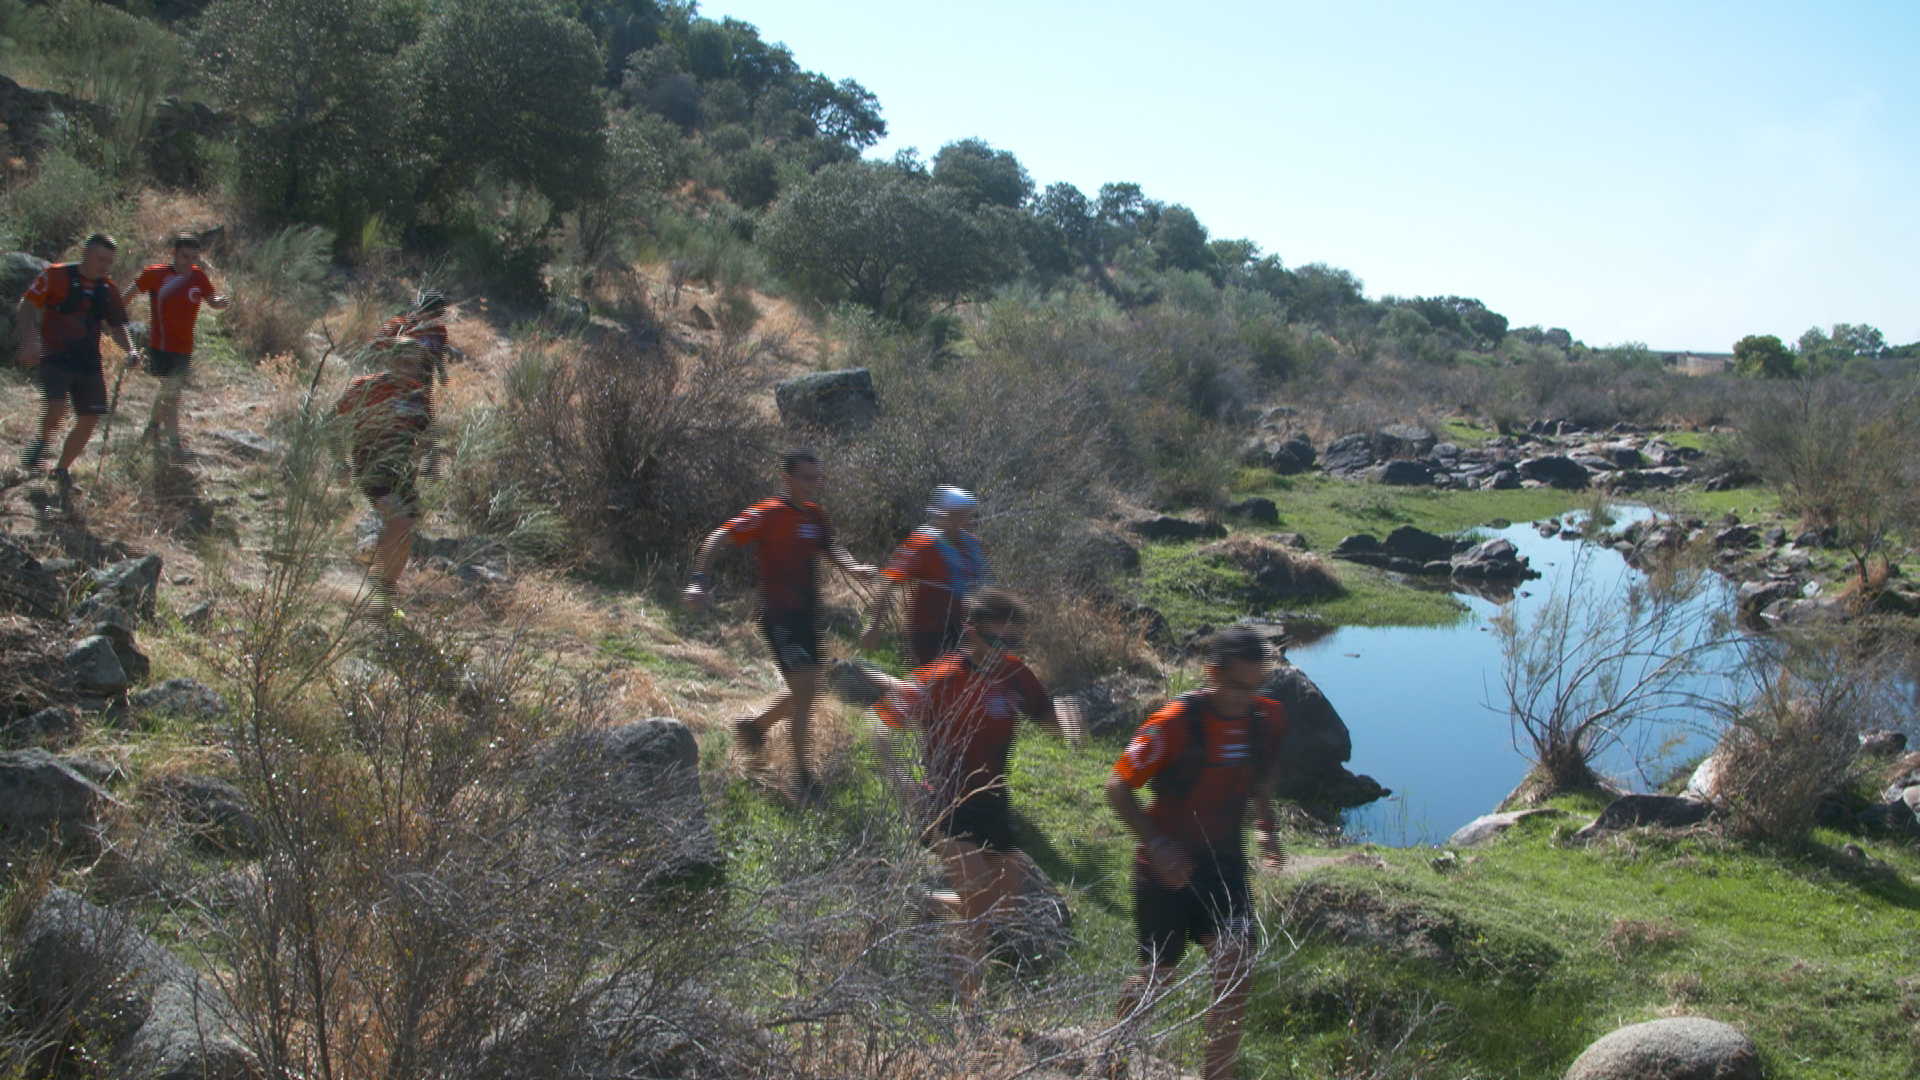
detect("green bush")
[3,146,109,254]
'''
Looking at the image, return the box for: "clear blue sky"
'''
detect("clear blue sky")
[703,1,1917,351]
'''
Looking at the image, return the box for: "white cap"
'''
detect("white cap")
[931,485,977,513]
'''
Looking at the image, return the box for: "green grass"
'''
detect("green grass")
[715,715,1920,1079]
[1442,417,1497,447]
[1247,473,1582,551]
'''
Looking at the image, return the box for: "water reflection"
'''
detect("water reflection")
[1289,508,1734,845]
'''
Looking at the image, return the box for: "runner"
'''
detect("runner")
[373,291,452,384]
[683,449,877,799]
[335,336,438,610]
[124,232,229,459]
[13,234,135,511]
[859,485,989,667]
[1107,626,1288,1080]
[852,588,1080,994]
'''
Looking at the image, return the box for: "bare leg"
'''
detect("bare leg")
[374,505,415,595]
[56,414,98,470]
[933,840,1025,996]
[150,373,186,444]
[1199,932,1253,1080]
[32,397,70,466]
[783,663,820,782]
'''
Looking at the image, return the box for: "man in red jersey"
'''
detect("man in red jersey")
[683,449,876,798]
[125,232,228,458]
[859,485,989,667]
[14,233,135,511]
[336,337,437,609]
[373,291,452,382]
[1107,626,1288,1080]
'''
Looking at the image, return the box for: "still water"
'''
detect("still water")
[1291,510,1735,845]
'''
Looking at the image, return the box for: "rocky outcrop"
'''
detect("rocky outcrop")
[1564,1017,1761,1080]
[1263,663,1390,814]
[77,555,163,622]
[1450,538,1534,581]
[774,368,879,431]
[0,533,64,619]
[548,718,719,877]
[1332,529,1536,584]
[8,888,255,1080]
[0,750,117,849]
[1518,455,1590,490]
[1320,433,1375,476]
[1574,794,1714,840]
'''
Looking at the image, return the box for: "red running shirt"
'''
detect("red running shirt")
[721,498,834,615]
[1113,695,1288,860]
[374,314,449,358]
[132,264,216,354]
[23,265,129,363]
[877,651,1055,808]
[882,526,989,646]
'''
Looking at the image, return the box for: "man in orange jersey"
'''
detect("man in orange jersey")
[859,485,989,667]
[858,588,1079,992]
[1107,626,1288,1080]
[124,232,228,459]
[336,337,438,608]
[684,449,877,799]
[373,291,452,381]
[14,233,135,511]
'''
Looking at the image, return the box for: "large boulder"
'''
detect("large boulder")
[1370,460,1434,486]
[0,749,116,849]
[1518,455,1591,490]
[1242,431,1316,473]
[9,888,255,1080]
[1451,538,1534,581]
[1262,664,1389,811]
[1383,525,1455,563]
[1564,1017,1761,1080]
[552,718,718,876]
[0,533,63,619]
[1374,424,1437,459]
[1574,794,1713,840]
[1321,433,1376,476]
[130,678,228,721]
[774,368,879,431]
[65,635,129,696]
[77,555,163,622]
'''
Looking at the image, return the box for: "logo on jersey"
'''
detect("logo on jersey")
[798,524,820,539]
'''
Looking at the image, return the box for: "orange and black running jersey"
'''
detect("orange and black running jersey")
[1113,694,1287,862]
[374,314,449,358]
[721,498,834,615]
[23,265,129,364]
[882,526,988,645]
[132,263,215,354]
[877,651,1054,809]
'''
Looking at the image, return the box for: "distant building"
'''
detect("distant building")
[1659,351,1733,376]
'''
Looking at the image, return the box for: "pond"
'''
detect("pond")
[1289,508,1737,845]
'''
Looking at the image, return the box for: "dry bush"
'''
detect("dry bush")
[223,225,334,360]
[1601,917,1687,961]
[1195,536,1341,599]
[497,328,777,572]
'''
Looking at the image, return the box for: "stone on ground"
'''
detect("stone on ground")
[1564,1017,1760,1080]
[0,749,117,849]
[774,368,879,430]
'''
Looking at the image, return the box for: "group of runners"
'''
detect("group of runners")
[10,230,447,608]
[685,451,1290,1080]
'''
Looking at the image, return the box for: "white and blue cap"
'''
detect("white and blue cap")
[930,485,977,514]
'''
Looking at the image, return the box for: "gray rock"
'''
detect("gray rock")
[1262,664,1391,812]
[774,368,879,431]
[1267,531,1309,550]
[1855,801,1918,835]
[206,428,285,459]
[1383,525,1454,562]
[1518,455,1590,490]
[1374,424,1436,459]
[1451,538,1533,581]
[2,705,80,749]
[1321,433,1375,475]
[80,555,163,622]
[555,718,718,875]
[1762,526,1787,547]
[1564,1017,1760,1080]
[0,749,116,848]
[1735,579,1799,616]
[0,251,49,306]
[1793,530,1825,549]
[1126,515,1226,542]
[1858,730,1906,757]
[0,533,63,619]
[1332,533,1380,556]
[65,635,128,695]
[10,888,254,1080]
[1226,496,1279,524]
[1608,446,1645,470]
[1570,454,1618,473]
[1370,460,1433,485]
[1448,808,1567,847]
[1487,468,1521,489]
[1713,525,1758,549]
[151,774,260,853]
[1760,596,1850,626]
[1575,794,1713,840]
[81,604,149,685]
[1243,431,1316,473]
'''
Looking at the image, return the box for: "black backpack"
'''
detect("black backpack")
[1149,692,1270,800]
[53,264,112,326]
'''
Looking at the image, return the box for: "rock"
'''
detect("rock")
[1759,596,1849,626]
[1374,424,1437,459]
[774,368,879,431]
[1063,674,1163,736]
[1321,433,1376,475]
[1263,664,1350,802]
[1383,525,1454,563]
[2,705,81,749]
[0,533,64,620]
[0,749,116,848]
[1763,526,1787,547]
[1735,579,1799,616]
[1793,530,1825,549]
[61,755,121,787]
[1608,446,1645,470]
[65,635,128,695]
[81,604,149,685]
[206,428,285,460]
[1518,455,1590,490]
[1332,534,1380,556]
[1448,808,1567,847]
[0,251,49,306]
[1243,431,1316,473]
[79,555,163,622]
[9,888,254,1080]
[1855,801,1918,836]
[1430,442,1462,460]
[552,718,719,876]
[1225,496,1279,524]
[182,599,214,627]
[1683,754,1723,803]
[1487,468,1521,489]
[1859,730,1906,758]
[1370,460,1433,485]
[1883,753,1920,801]
[1451,538,1533,581]
[130,678,228,721]
[150,774,260,854]
[1565,1017,1760,1080]
[1574,794,1713,840]
[1068,528,1141,575]
[1713,525,1758,549]
[1126,515,1226,542]
[1267,531,1309,550]
[1570,454,1618,473]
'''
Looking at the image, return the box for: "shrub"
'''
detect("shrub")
[4,147,111,255]
[225,224,333,359]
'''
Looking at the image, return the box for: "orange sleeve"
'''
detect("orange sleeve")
[873,676,924,731]
[882,531,928,583]
[720,504,762,547]
[1113,709,1176,788]
[22,269,55,307]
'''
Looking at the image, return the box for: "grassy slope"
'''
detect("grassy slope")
[715,721,1920,1079]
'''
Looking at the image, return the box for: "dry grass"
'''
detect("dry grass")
[1195,536,1342,599]
[1601,917,1688,961]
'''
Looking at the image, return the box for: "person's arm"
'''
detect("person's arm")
[829,540,877,583]
[681,527,730,610]
[205,273,230,311]
[1106,774,1192,889]
[13,295,40,366]
[1252,714,1286,869]
[858,580,897,650]
[110,322,136,367]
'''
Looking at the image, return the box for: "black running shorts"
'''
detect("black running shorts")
[758,608,822,676]
[934,788,1018,853]
[144,348,191,378]
[36,358,108,415]
[1132,854,1251,965]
